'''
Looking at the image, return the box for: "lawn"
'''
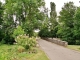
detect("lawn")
[0,44,49,60]
[67,45,80,51]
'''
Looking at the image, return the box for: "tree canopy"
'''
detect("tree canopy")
[0,0,46,44]
[57,2,76,44]
[0,1,80,45]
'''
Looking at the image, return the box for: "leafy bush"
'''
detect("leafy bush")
[57,25,76,45]
[38,28,51,37]
[38,27,58,38]
[15,35,36,50]
[50,26,58,38]
[2,35,15,44]
[76,40,80,45]
[0,26,15,44]
[0,29,4,42]
[13,26,25,38]
[17,46,25,53]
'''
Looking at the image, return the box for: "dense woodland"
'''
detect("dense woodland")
[0,0,80,45]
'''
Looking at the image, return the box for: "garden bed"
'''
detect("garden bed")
[0,44,49,60]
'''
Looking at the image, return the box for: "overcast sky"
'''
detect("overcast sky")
[45,0,80,13]
[0,0,5,3]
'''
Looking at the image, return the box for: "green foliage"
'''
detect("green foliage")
[0,2,4,41]
[39,2,58,38]
[38,28,51,37]
[17,46,25,53]
[0,45,49,60]
[57,2,76,45]
[0,0,45,44]
[38,28,58,38]
[0,2,3,24]
[0,0,16,44]
[73,7,80,45]
[59,2,76,26]
[1,26,15,44]
[50,26,58,38]
[4,0,45,37]
[1,0,80,45]
[0,29,4,41]
[13,26,25,38]
[57,25,76,45]
[33,32,38,37]
[15,35,36,49]
[2,35,15,44]
[50,2,58,30]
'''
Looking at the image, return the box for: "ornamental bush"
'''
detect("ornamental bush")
[13,26,25,38]
[15,35,36,50]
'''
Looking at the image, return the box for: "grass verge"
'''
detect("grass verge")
[0,44,49,60]
[67,45,80,51]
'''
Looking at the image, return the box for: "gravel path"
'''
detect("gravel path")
[38,39,80,60]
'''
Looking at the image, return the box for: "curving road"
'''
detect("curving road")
[38,39,80,60]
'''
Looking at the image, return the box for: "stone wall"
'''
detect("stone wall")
[42,38,68,47]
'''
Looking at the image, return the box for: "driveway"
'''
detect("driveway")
[38,39,80,60]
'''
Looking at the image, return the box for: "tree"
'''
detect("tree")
[0,0,46,44]
[50,2,58,30]
[6,0,44,36]
[38,6,52,38]
[13,26,25,38]
[57,2,76,44]
[0,2,4,41]
[38,2,58,38]
[49,2,58,38]
[40,7,49,29]
[0,2,3,24]
[3,0,45,37]
[74,7,80,45]
[21,0,45,37]
[59,2,76,27]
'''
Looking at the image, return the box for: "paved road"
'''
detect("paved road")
[38,39,80,60]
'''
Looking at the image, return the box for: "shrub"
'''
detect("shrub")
[17,46,25,53]
[2,34,15,44]
[76,40,80,45]
[15,35,36,50]
[38,28,51,37]
[13,26,25,38]
[38,26,58,38]
[0,29,4,42]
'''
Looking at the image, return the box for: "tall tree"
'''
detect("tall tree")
[59,2,76,27]
[50,2,58,30]
[0,2,4,41]
[57,2,76,44]
[74,7,80,44]
[38,7,50,38]
[40,7,49,29]
[0,2,3,25]
[3,0,45,37]
[39,2,58,38]
[49,2,58,38]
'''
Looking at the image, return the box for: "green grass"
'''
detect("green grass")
[0,44,49,60]
[67,45,80,51]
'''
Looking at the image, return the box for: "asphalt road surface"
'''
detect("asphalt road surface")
[38,39,80,60]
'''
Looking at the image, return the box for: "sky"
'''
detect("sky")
[0,0,5,3]
[44,0,80,15]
